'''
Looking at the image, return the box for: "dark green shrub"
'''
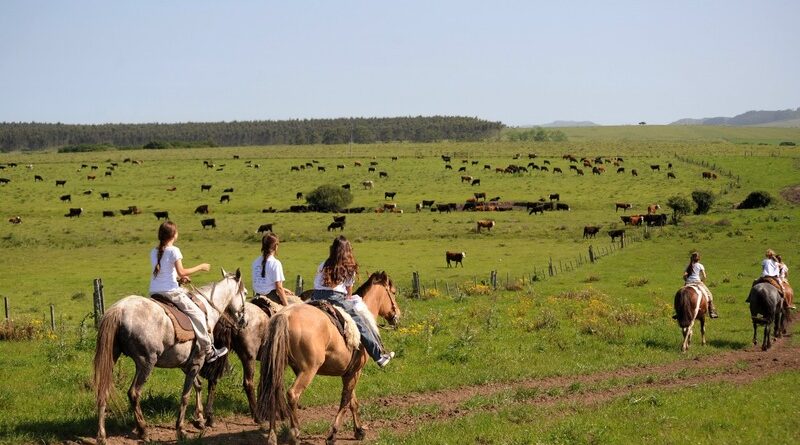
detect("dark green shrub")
[143,141,169,149]
[737,191,772,209]
[666,196,692,223]
[691,190,715,214]
[305,184,353,212]
[778,141,796,146]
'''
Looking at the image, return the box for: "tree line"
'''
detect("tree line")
[0,116,504,152]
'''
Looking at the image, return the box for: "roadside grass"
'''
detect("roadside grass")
[0,132,798,442]
[372,370,800,445]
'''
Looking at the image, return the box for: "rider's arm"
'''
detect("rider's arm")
[175,259,211,278]
[274,281,288,305]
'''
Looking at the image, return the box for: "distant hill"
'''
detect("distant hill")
[537,120,599,128]
[671,107,800,127]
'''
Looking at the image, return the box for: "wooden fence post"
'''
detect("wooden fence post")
[93,278,105,328]
[490,270,497,290]
[412,271,421,298]
[295,275,304,295]
[548,257,554,276]
[4,296,9,321]
[445,282,451,296]
[589,246,595,263]
[49,304,55,331]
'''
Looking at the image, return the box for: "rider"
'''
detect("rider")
[252,233,292,305]
[678,251,718,318]
[150,221,227,363]
[310,235,394,368]
[775,254,793,309]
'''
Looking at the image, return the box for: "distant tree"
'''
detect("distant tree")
[305,184,353,212]
[666,195,692,223]
[691,190,715,215]
[638,121,646,125]
[737,191,772,209]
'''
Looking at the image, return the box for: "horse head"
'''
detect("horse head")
[366,271,400,327]
[220,267,248,330]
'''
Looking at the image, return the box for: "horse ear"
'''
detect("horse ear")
[220,267,227,277]
[235,268,241,281]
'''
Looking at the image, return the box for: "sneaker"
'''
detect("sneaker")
[206,346,229,363]
[377,351,395,368]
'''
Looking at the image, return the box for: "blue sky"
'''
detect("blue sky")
[1,1,798,126]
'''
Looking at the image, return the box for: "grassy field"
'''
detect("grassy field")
[0,126,799,443]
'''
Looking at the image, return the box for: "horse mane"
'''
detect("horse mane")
[673,287,695,328]
[353,271,388,298]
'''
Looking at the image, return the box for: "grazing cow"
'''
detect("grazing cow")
[296,192,304,200]
[555,203,571,211]
[102,211,115,217]
[629,215,644,226]
[620,215,632,225]
[569,165,577,172]
[65,208,83,218]
[445,251,466,267]
[327,221,345,231]
[471,179,481,186]
[650,164,660,172]
[55,180,67,187]
[223,187,234,193]
[474,192,486,201]
[370,161,379,166]
[385,192,396,200]
[60,194,71,203]
[608,229,625,242]
[472,160,479,165]
[8,216,22,224]
[220,194,231,203]
[667,172,676,179]
[105,171,112,177]
[576,169,584,176]
[421,200,435,208]
[489,196,501,202]
[484,164,491,170]
[87,175,96,181]
[368,166,376,173]
[341,184,350,190]
[257,223,274,233]
[644,213,669,226]
[201,184,212,192]
[317,166,326,172]
[83,189,93,195]
[201,218,216,229]
[441,155,451,162]
[34,175,43,182]
[458,166,467,172]
[354,161,362,167]
[631,169,638,177]
[362,180,373,190]
[583,226,600,238]
[194,204,210,214]
[0,178,9,184]
[154,211,169,220]
[383,203,397,211]
[552,167,562,174]
[476,220,495,233]
[445,165,452,170]
[647,204,661,214]
[291,166,300,172]
[461,175,473,183]
[337,165,345,170]
[436,203,451,213]
[333,215,346,224]
[540,166,549,172]
[99,192,110,200]
[617,167,625,174]
[379,171,388,178]
[392,157,398,161]
[549,193,560,201]
[615,203,632,212]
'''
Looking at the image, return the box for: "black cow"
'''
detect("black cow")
[337,165,345,170]
[379,171,388,178]
[342,184,350,190]
[219,194,231,203]
[458,166,467,172]
[100,192,110,200]
[257,223,274,233]
[0,178,10,185]
[102,210,115,217]
[296,192,304,199]
[223,187,234,193]
[422,200,435,208]
[446,251,466,267]
[60,194,71,202]
[201,218,216,229]
[327,221,345,231]
[65,208,83,218]
[56,180,67,187]
[471,179,481,186]
[549,193,560,201]
[436,203,451,213]
[667,172,676,179]
[608,229,625,242]
[385,192,396,200]
[34,175,43,182]
[318,166,326,172]
[194,204,210,214]
[333,215,346,224]
[200,184,212,192]
[583,226,600,238]
[650,165,660,172]
[154,211,169,220]
[527,202,546,215]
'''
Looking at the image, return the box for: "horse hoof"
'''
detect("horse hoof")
[355,427,367,440]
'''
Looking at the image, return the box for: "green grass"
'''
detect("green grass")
[0,130,798,442]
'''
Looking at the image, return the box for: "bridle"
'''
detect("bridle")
[189,275,248,330]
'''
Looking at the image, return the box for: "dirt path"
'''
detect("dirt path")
[75,334,799,445]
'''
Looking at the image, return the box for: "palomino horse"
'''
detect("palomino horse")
[674,285,708,352]
[202,294,302,426]
[255,271,400,445]
[93,269,247,444]
[748,282,789,350]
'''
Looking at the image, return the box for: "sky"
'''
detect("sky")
[1,1,798,126]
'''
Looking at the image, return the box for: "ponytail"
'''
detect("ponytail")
[685,252,700,277]
[260,233,279,278]
[153,221,177,277]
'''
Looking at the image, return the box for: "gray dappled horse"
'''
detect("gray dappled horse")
[748,282,788,351]
[674,286,708,352]
[93,269,247,444]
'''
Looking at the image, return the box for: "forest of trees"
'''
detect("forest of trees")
[0,116,504,152]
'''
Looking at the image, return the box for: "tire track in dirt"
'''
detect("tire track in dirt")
[77,334,799,445]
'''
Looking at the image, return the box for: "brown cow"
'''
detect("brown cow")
[446,251,466,267]
[474,192,486,201]
[608,229,625,242]
[8,216,22,224]
[647,204,661,214]
[383,203,397,210]
[629,215,644,226]
[583,225,600,238]
[615,203,632,212]
[476,220,495,233]
[461,175,473,183]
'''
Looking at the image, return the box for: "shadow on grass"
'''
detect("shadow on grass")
[642,338,677,351]
[708,338,750,350]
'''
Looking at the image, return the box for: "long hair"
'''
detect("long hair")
[322,235,358,288]
[260,233,279,278]
[685,251,700,277]
[153,221,177,277]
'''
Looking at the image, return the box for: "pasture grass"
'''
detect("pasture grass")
[0,130,798,442]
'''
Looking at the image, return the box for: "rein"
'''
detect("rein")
[189,278,242,328]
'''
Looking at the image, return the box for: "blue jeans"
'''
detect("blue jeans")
[311,290,384,361]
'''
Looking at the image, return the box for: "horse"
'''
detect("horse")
[747,282,789,350]
[255,271,400,445]
[202,294,302,426]
[673,285,708,352]
[93,269,248,444]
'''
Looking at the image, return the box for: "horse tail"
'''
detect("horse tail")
[673,288,694,328]
[93,308,122,410]
[255,312,290,424]
[200,317,235,381]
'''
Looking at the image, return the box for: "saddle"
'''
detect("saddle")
[684,283,712,304]
[307,300,360,350]
[753,276,785,298]
[251,295,277,317]
[151,293,208,343]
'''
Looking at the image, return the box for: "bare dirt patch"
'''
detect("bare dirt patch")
[74,333,799,445]
[780,185,800,204]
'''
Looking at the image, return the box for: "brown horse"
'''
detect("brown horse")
[255,271,400,445]
[674,285,708,352]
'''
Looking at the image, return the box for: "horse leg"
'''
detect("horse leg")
[242,358,258,423]
[700,317,706,346]
[762,321,770,351]
[327,369,362,445]
[681,327,689,352]
[752,322,758,346]
[176,366,201,441]
[192,376,206,429]
[128,360,155,440]
[287,370,316,445]
[349,371,366,440]
[205,377,217,428]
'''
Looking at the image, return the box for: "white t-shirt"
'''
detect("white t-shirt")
[252,254,285,295]
[778,263,788,279]
[150,245,182,293]
[685,262,705,282]
[761,258,780,277]
[313,261,355,294]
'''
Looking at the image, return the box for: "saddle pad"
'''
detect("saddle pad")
[251,296,277,317]
[307,300,360,350]
[150,294,196,343]
[685,283,711,304]
[755,276,784,296]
